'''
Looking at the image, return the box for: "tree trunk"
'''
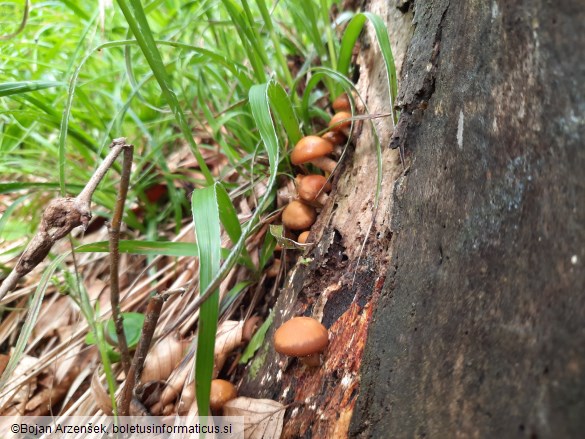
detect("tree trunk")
[241,1,585,438]
[350,0,585,438]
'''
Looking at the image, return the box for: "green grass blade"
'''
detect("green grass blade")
[192,183,222,417]
[0,253,69,389]
[0,195,29,240]
[0,182,85,194]
[115,0,214,184]
[337,12,397,123]
[255,0,294,88]
[75,241,253,269]
[0,81,64,97]
[215,183,242,244]
[220,0,267,83]
[178,81,281,350]
[267,84,302,150]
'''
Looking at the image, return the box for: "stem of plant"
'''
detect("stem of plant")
[0,138,127,302]
[118,292,167,416]
[109,142,134,374]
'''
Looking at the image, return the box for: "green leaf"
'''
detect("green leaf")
[76,240,255,271]
[267,84,303,150]
[269,224,306,250]
[85,312,145,349]
[240,311,273,363]
[192,183,222,417]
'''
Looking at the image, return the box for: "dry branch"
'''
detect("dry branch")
[0,138,129,302]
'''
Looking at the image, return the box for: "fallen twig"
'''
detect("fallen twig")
[118,291,168,416]
[0,138,129,302]
[109,143,134,373]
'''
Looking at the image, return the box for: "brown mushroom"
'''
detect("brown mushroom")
[328,111,352,137]
[209,379,237,412]
[265,258,281,278]
[296,174,331,205]
[332,93,351,113]
[274,316,329,367]
[291,136,337,173]
[282,200,316,231]
[298,231,310,244]
[321,130,347,147]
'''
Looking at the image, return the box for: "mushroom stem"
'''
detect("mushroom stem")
[301,353,321,367]
[314,192,329,206]
[310,156,337,173]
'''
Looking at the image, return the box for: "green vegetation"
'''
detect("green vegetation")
[0,0,396,417]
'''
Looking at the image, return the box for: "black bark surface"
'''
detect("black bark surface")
[351,0,585,438]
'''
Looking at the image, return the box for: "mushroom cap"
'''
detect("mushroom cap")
[296,174,332,202]
[332,93,351,112]
[291,136,334,165]
[282,201,316,230]
[328,111,352,132]
[274,316,328,357]
[298,231,310,244]
[209,379,237,411]
[322,131,347,146]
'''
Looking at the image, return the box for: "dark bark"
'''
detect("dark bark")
[240,0,584,437]
[351,1,585,438]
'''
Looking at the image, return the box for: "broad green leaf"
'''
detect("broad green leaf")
[85,312,145,349]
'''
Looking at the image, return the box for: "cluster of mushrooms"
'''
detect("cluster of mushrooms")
[281,93,351,245]
[200,95,352,413]
[271,94,352,367]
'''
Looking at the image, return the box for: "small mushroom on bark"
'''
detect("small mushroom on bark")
[281,201,317,231]
[298,231,310,244]
[242,316,262,342]
[210,379,237,412]
[291,136,337,174]
[274,316,329,367]
[332,93,351,113]
[296,174,331,206]
[265,258,281,278]
[322,130,347,147]
[328,111,352,137]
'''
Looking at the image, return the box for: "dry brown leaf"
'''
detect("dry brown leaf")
[223,397,285,439]
[90,369,112,415]
[53,326,83,382]
[177,380,195,415]
[141,334,188,383]
[33,296,73,339]
[25,365,79,415]
[158,355,194,408]
[214,320,244,377]
[0,354,39,413]
[0,354,9,377]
